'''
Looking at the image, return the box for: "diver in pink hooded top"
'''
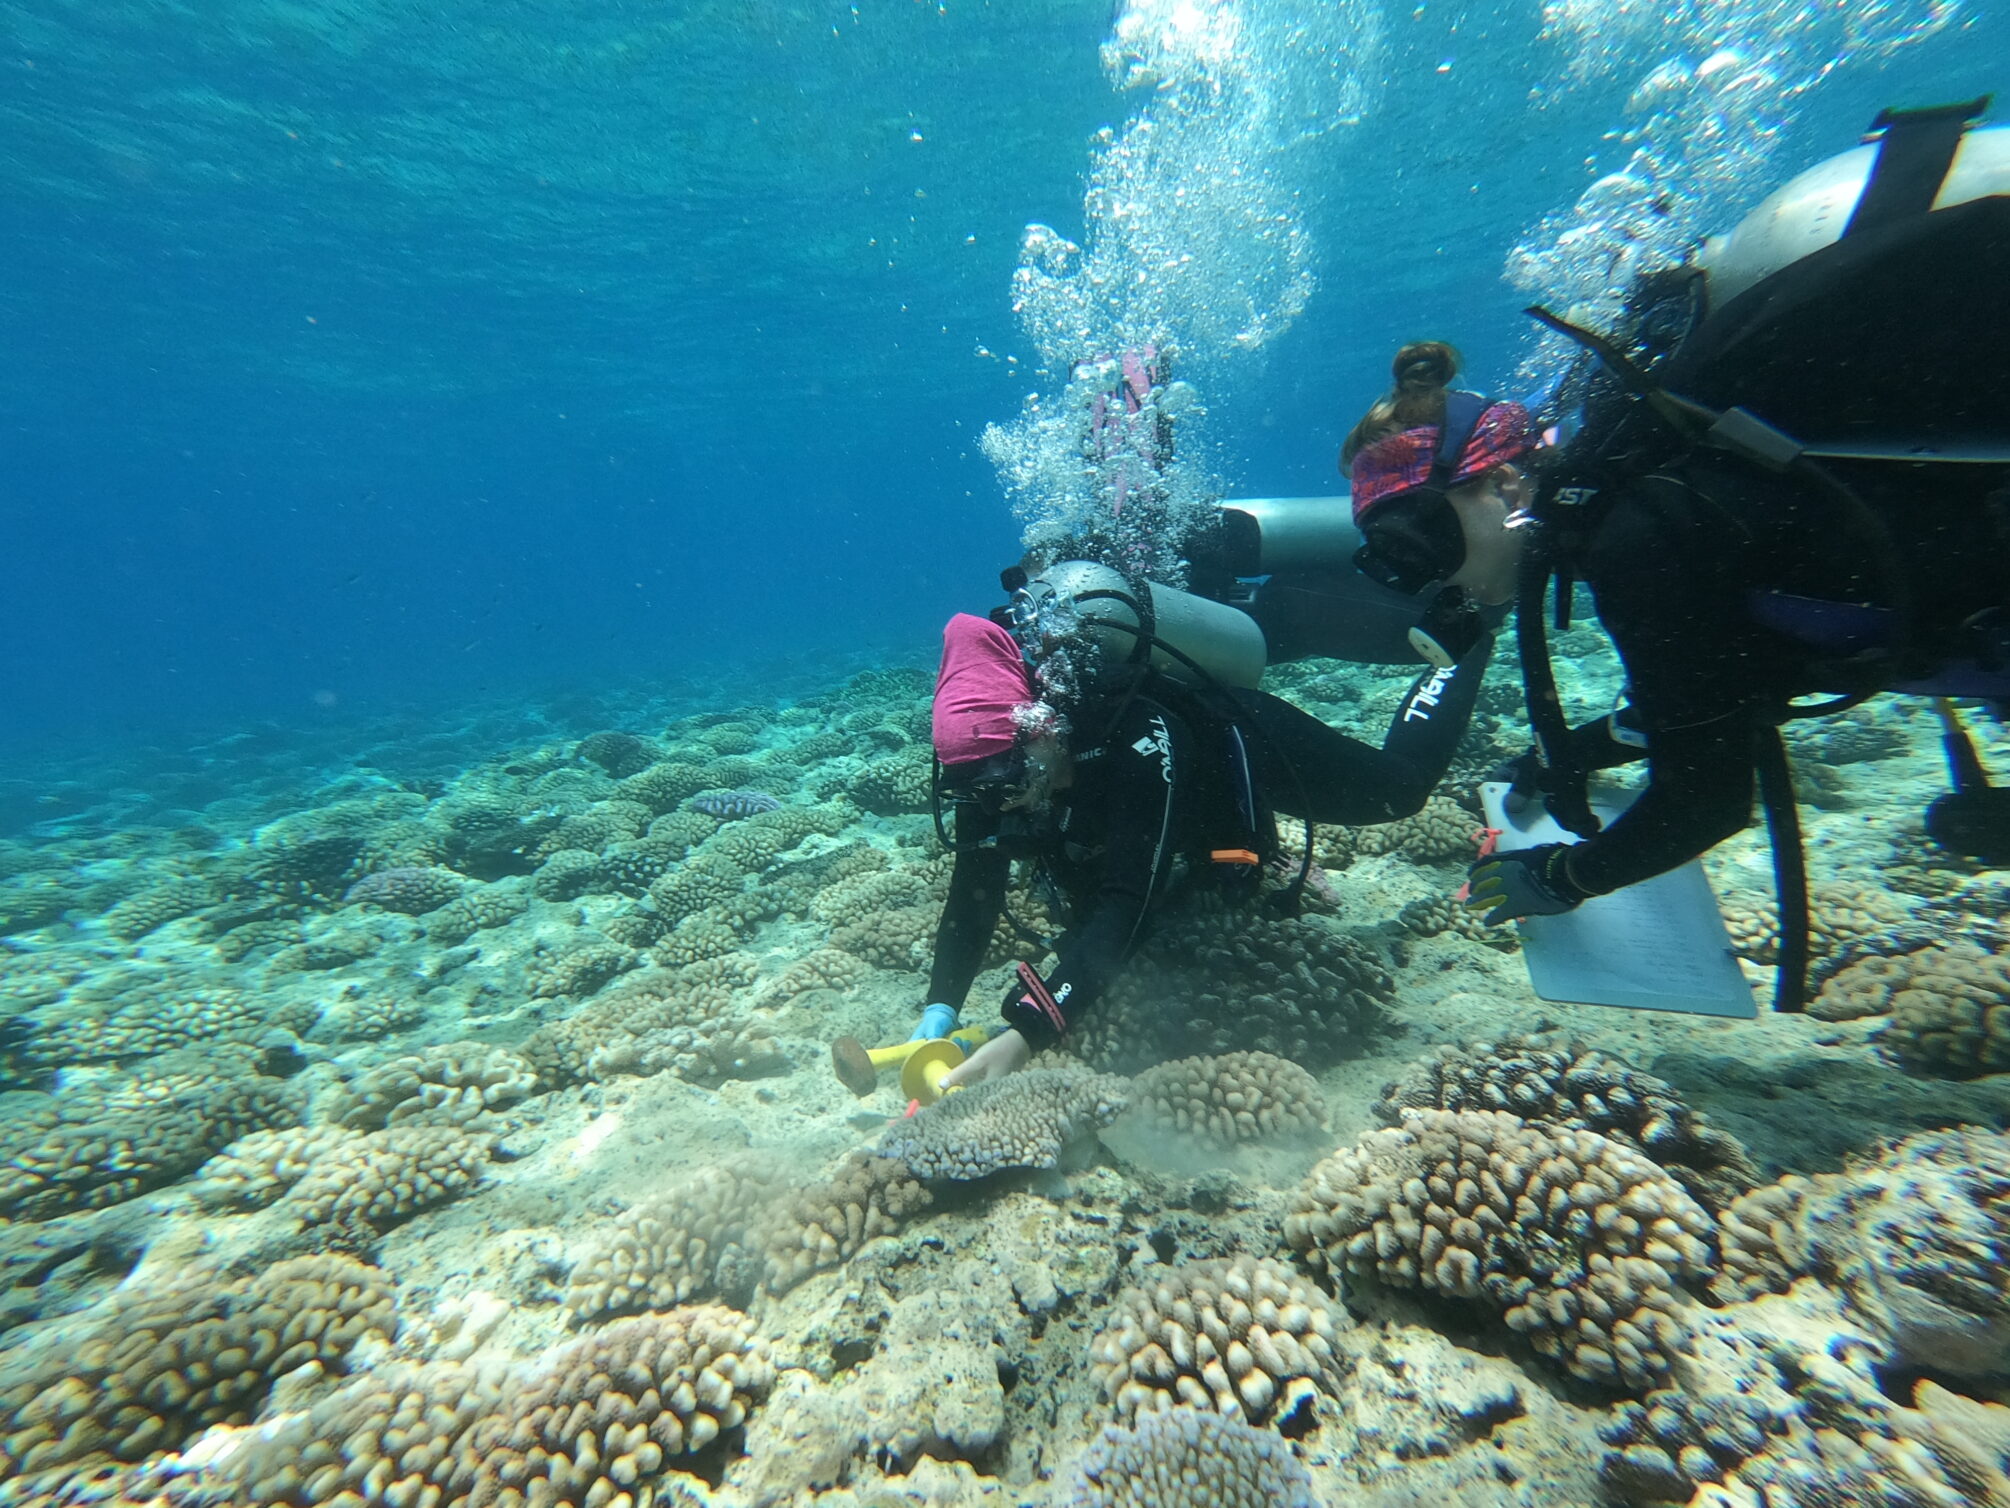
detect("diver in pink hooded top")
[922,598,1486,1086]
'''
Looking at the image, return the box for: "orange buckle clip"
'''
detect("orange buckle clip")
[1472,826,1503,859]
[1210,848,1261,866]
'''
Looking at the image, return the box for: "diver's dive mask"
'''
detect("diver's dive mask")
[1349,390,1538,670]
[939,747,1029,814]
[931,746,1053,855]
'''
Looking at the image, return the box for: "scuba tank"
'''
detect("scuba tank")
[1015,560,1266,693]
[1005,560,1289,902]
[1202,497,1478,667]
[1699,114,2010,308]
[1213,496,1361,575]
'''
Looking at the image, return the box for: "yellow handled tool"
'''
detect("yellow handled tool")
[830,1024,993,1100]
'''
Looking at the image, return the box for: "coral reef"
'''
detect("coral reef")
[876,1066,1129,1180]
[520,958,781,1089]
[1067,1407,1319,1508]
[768,946,869,1000]
[0,1048,297,1220]
[578,729,658,777]
[760,1150,933,1295]
[342,864,465,914]
[649,853,748,922]
[1812,946,1930,1021]
[563,1165,781,1320]
[1350,795,1479,863]
[1397,892,1520,948]
[829,903,937,973]
[1129,1050,1327,1146]
[196,1122,492,1246]
[1089,1254,1347,1425]
[0,1254,396,1481]
[530,845,605,900]
[1374,1034,1762,1210]
[423,879,530,944]
[322,1040,536,1129]
[1714,1126,2010,1376]
[310,993,428,1042]
[524,936,638,999]
[1286,1108,1716,1389]
[1073,896,1393,1075]
[600,835,684,895]
[220,1306,773,1505]
[844,754,933,815]
[1800,713,1909,766]
[690,789,783,819]
[5,977,317,1070]
[566,1151,930,1321]
[1874,940,2010,1076]
[4,645,2003,1508]
[1721,881,1912,967]
[1600,1282,2010,1506]
[101,877,216,940]
[620,760,718,814]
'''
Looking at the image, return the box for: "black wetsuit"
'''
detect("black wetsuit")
[927,641,1489,1047]
[1549,454,2010,895]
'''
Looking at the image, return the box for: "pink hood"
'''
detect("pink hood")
[931,613,1033,767]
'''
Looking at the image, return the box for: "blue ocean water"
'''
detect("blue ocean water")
[0,0,1998,760]
[3,8,2010,1501]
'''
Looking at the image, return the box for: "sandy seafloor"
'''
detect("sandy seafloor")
[1,635,2006,1508]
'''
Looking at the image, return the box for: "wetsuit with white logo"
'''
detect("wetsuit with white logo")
[927,639,1489,1048]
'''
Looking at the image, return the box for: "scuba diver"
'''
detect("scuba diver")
[1350,101,2010,1010]
[921,557,1490,1086]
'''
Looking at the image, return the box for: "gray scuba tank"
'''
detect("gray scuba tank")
[1213,495,1361,575]
[1699,120,2009,307]
[1019,560,1266,691]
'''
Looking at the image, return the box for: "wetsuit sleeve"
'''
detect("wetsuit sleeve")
[926,807,1009,1010]
[1230,631,1492,825]
[1002,704,1185,1050]
[1561,473,1767,893]
[1562,721,1758,895]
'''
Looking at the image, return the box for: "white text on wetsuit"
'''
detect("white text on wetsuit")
[1402,667,1456,722]
[1131,716,1174,783]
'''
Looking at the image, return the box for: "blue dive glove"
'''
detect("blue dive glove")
[911,1002,960,1042]
[1465,843,1590,926]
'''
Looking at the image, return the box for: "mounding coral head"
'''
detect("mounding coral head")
[688,789,783,820]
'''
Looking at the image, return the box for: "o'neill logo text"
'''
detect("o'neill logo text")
[1402,667,1457,722]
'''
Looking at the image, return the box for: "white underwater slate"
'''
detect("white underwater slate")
[1478,780,1757,1020]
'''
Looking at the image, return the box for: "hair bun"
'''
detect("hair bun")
[1392,340,1460,393]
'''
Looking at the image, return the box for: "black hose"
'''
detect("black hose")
[1755,726,1809,1013]
[1515,537,1602,838]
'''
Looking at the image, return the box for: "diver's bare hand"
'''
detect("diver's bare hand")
[940,1029,1030,1090]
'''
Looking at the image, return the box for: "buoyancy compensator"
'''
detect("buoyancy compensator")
[1515,98,2010,1012]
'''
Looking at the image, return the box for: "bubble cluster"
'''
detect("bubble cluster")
[1510,0,1957,383]
[982,0,1379,581]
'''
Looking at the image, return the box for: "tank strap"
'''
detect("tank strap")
[1844,97,1991,239]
